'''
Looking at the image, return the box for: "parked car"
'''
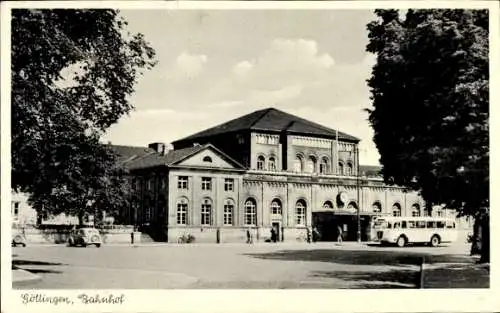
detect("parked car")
[12,233,27,247]
[68,228,102,247]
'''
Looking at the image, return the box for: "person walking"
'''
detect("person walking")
[337,225,343,246]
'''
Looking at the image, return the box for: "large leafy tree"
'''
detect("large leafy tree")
[11,9,156,224]
[366,9,489,261]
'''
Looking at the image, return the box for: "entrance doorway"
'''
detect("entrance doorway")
[271,222,280,242]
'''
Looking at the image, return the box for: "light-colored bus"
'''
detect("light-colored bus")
[371,216,458,247]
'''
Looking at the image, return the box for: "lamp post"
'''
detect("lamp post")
[356,145,361,244]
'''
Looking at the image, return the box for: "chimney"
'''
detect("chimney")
[148,142,170,155]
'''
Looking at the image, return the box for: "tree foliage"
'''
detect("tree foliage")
[11,9,156,222]
[366,9,488,216]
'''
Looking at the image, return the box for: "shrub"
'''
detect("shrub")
[178,233,196,244]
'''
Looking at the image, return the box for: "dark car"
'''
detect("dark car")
[68,228,102,247]
[12,233,27,247]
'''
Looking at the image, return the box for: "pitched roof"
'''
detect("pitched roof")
[125,144,245,171]
[172,107,360,144]
[106,144,155,165]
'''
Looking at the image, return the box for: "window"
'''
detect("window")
[178,176,188,189]
[223,199,234,226]
[446,221,456,229]
[306,156,316,173]
[160,177,166,189]
[423,208,431,217]
[411,204,420,217]
[177,199,188,225]
[268,157,276,171]
[145,206,151,222]
[338,162,344,175]
[408,221,416,228]
[203,156,212,163]
[147,178,153,190]
[323,201,334,210]
[12,202,20,216]
[294,155,303,172]
[437,221,445,228]
[224,178,234,191]
[347,202,358,211]
[436,210,444,217]
[402,221,407,229]
[392,204,402,217]
[427,221,436,228]
[346,162,353,176]
[201,199,212,226]
[319,157,329,174]
[257,156,265,170]
[417,221,426,228]
[244,199,257,226]
[394,222,401,229]
[295,200,306,226]
[372,202,382,213]
[201,177,212,190]
[271,199,282,215]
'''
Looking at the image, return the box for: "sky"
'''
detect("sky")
[102,9,381,165]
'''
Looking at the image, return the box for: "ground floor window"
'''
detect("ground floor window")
[295,200,306,226]
[392,204,402,217]
[177,198,188,225]
[201,198,212,226]
[244,199,257,226]
[223,199,234,226]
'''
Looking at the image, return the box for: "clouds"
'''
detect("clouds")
[174,52,208,78]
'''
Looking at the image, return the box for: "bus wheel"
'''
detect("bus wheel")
[396,236,406,247]
[430,235,440,247]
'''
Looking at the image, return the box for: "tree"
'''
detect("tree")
[366,9,489,262]
[11,9,156,223]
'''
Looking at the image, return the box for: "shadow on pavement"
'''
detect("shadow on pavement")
[244,249,474,266]
[12,260,65,266]
[311,269,418,289]
[12,259,66,276]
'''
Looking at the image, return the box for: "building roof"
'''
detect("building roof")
[106,144,156,165]
[172,107,360,144]
[359,165,382,177]
[124,143,245,171]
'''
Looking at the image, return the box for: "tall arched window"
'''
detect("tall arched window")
[294,155,303,172]
[223,199,234,226]
[372,201,382,213]
[392,203,402,217]
[257,156,265,170]
[411,204,421,217]
[268,157,276,171]
[201,198,212,226]
[270,199,282,215]
[176,198,188,225]
[295,200,306,226]
[320,157,329,174]
[338,162,344,175]
[244,198,257,226]
[306,156,316,173]
[346,162,353,176]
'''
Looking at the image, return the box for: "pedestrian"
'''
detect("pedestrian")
[337,225,343,246]
[270,227,276,242]
[246,228,253,244]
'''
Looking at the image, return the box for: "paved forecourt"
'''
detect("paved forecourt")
[12,241,483,289]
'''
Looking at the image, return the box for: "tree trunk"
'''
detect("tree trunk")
[479,214,490,263]
[78,211,85,226]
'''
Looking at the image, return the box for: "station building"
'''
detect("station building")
[118,107,456,243]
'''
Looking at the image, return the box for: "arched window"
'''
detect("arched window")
[338,162,344,175]
[244,198,257,226]
[392,203,402,217]
[372,201,382,213]
[306,156,316,173]
[270,199,282,215]
[201,198,212,226]
[320,157,329,174]
[346,162,353,176]
[223,199,234,226]
[347,201,358,211]
[202,156,212,163]
[423,207,431,217]
[176,198,188,225]
[295,200,306,226]
[257,156,265,170]
[268,157,276,171]
[412,204,421,217]
[323,201,334,210]
[294,155,303,172]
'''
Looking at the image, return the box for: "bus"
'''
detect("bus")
[371,216,458,247]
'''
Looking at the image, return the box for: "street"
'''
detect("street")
[12,242,488,289]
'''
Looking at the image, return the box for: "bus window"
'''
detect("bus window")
[446,221,456,229]
[402,221,407,229]
[408,221,416,228]
[427,221,436,228]
[437,221,445,228]
[394,222,401,229]
[417,221,426,228]
[387,223,392,229]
